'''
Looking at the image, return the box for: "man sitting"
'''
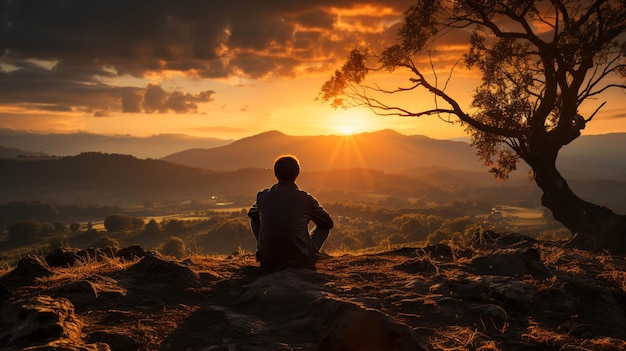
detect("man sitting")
[248,155,334,270]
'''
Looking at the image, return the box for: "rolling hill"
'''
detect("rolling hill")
[0,129,232,159]
[162,129,486,173]
[162,130,626,181]
[2,130,626,210]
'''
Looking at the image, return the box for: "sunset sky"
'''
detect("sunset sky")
[1,0,625,141]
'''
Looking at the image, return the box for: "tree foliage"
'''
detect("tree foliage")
[7,220,43,245]
[104,214,142,233]
[321,0,626,178]
[160,236,186,259]
[321,0,626,252]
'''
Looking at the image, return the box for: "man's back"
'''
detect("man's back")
[249,180,333,270]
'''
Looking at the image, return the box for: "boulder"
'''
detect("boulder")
[1,255,53,286]
[126,252,199,286]
[53,275,126,311]
[237,267,323,317]
[45,248,83,267]
[115,245,146,261]
[314,297,428,351]
[0,296,81,349]
[393,257,437,274]
[468,247,551,278]
[0,283,12,301]
[471,231,537,249]
[87,331,140,351]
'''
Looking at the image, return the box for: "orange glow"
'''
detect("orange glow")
[328,109,376,136]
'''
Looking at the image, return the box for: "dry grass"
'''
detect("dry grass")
[0,263,13,277]
[429,326,500,351]
[35,255,136,287]
[522,320,626,351]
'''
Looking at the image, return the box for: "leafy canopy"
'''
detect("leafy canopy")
[320,0,626,179]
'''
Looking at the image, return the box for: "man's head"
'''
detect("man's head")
[274,154,300,182]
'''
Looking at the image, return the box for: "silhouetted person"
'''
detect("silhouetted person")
[248,155,333,271]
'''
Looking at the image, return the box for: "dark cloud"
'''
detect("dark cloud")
[0,0,415,114]
[0,66,215,115]
[142,84,215,114]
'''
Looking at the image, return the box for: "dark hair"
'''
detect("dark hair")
[273,154,300,181]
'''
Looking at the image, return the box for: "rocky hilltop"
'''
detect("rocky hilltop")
[1,232,625,351]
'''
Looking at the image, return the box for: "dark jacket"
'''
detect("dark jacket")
[248,181,333,270]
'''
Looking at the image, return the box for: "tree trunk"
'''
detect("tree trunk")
[533,159,626,254]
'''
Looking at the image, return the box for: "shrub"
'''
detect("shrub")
[53,222,67,233]
[7,220,43,245]
[48,236,69,250]
[91,236,120,248]
[104,214,138,232]
[143,219,162,236]
[40,222,56,236]
[164,219,186,234]
[160,236,186,259]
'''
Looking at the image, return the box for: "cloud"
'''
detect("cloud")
[0,0,415,115]
[142,84,215,114]
[0,0,414,76]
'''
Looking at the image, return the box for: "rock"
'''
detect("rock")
[17,340,111,350]
[87,331,140,351]
[468,247,551,278]
[393,257,437,274]
[440,276,491,300]
[314,297,428,351]
[45,247,83,267]
[421,244,454,259]
[115,245,146,261]
[46,247,122,268]
[126,252,199,286]
[237,268,323,317]
[1,255,53,286]
[0,296,81,350]
[471,231,537,249]
[53,280,99,310]
[0,283,12,301]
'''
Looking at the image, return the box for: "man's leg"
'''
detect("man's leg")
[250,218,260,240]
[310,226,330,253]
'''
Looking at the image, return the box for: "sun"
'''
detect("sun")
[337,125,357,135]
[329,109,375,135]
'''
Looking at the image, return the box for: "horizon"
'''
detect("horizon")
[3,127,626,160]
[2,1,625,143]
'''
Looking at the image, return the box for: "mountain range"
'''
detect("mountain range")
[2,129,626,211]
[0,129,232,159]
[161,129,626,181]
[162,129,488,173]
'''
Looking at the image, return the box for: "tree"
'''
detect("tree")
[104,214,133,233]
[320,0,626,253]
[160,236,186,259]
[7,220,43,245]
[143,218,163,236]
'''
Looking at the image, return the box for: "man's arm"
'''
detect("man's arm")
[310,198,333,229]
[248,201,260,240]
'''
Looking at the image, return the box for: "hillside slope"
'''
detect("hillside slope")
[1,233,625,350]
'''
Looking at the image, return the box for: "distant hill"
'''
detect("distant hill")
[0,146,48,158]
[0,152,544,208]
[558,133,626,180]
[162,129,486,173]
[163,130,626,181]
[0,129,232,159]
[0,152,274,205]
